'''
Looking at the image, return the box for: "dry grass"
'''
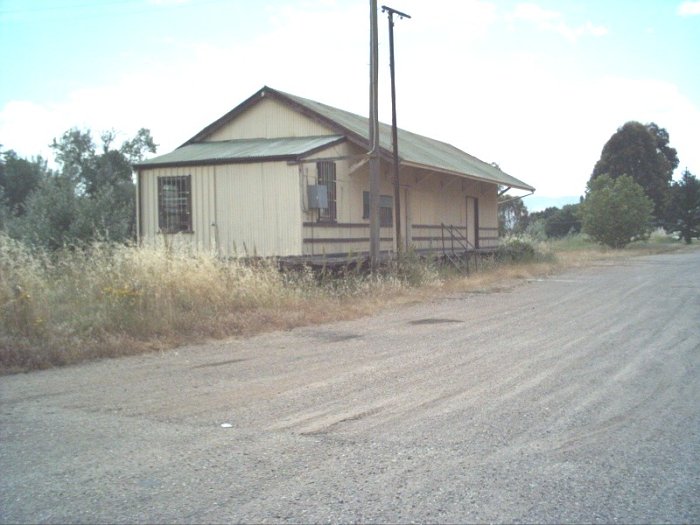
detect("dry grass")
[0,235,428,372]
[0,233,690,373]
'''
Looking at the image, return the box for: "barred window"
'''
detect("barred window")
[158,175,192,233]
[363,191,393,227]
[317,161,337,222]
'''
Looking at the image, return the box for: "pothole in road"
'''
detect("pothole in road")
[298,330,363,344]
[409,318,463,325]
[316,332,363,343]
[192,358,249,369]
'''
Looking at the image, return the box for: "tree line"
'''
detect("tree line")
[0,129,156,249]
[1,122,698,251]
[500,121,699,247]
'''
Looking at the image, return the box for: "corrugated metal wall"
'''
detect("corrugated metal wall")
[138,161,302,257]
[139,165,217,252]
[477,182,499,249]
[214,162,301,257]
[139,161,500,258]
[296,142,501,256]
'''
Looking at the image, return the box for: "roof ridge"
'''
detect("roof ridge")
[271,87,470,149]
[183,86,534,192]
[197,134,344,144]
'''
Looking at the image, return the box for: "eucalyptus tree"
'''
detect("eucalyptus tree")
[591,122,678,219]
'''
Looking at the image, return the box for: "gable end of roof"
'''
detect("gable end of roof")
[179,86,535,192]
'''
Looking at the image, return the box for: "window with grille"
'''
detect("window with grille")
[317,161,337,222]
[158,175,192,233]
[363,191,393,227]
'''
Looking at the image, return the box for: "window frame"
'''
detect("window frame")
[363,191,393,227]
[316,161,337,222]
[157,175,193,234]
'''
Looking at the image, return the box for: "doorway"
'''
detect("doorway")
[466,196,479,249]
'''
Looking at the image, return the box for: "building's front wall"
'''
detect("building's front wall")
[139,160,302,257]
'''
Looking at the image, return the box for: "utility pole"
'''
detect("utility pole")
[369,0,381,267]
[382,5,410,256]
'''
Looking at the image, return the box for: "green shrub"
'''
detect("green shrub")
[393,247,441,286]
[524,218,547,241]
[495,238,536,263]
[580,174,654,248]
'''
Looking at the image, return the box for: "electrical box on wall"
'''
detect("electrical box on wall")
[307,185,329,209]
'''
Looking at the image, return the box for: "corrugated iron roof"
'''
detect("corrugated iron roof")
[136,135,344,167]
[149,86,534,192]
[272,88,535,192]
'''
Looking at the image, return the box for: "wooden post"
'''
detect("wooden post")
[382,5,411,256]
[369,0,381,267]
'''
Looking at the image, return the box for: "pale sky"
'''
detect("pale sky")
[1,0,698,203]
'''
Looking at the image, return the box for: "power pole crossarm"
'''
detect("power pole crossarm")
[381,5,411,20]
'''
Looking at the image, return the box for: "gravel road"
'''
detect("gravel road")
[1,249,699,524]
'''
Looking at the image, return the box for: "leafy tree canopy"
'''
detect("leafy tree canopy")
[4,128,157,249]
[544,204,581,238]
[580,174,654,248]
[51,127,156,196]
[498,196,529,236]
[591,121,677,219]
[665,169,700,244]
[528,206,559,224]
[0,149,49,217]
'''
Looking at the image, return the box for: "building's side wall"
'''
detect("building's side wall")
[477,183,499,249]
[138,161,302,257]
[301,143,395,257]
[207,96,333,141]
[407,173,467,253]
[407,174,499,251]
[298,142,501,256]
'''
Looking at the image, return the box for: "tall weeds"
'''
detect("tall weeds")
[1,232,682,372]
[0,237,293,370]
[0,235,442,371]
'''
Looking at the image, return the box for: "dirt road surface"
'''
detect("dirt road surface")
[1,250,699,524]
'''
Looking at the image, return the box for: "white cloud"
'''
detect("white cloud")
[1,0,697,198]
[392,47,700,196]
[510,2,608,42]
[0,101,63,160]
[0,1,367,160]
[677,1,700,15]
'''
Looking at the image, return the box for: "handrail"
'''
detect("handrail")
[440,223,476,252]
[440,223,478,273]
